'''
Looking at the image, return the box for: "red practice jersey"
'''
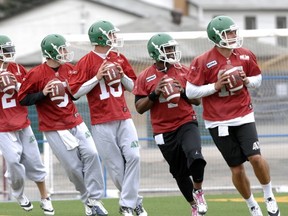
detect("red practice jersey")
[18,63,83,131]
[69,51,136,125]
[186,47,261,121]
[0,63,30,132]
[133,64,197,134]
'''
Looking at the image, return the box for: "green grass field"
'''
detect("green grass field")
[0,193,287,216]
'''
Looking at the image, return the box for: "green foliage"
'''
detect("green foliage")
[1,193,287,216]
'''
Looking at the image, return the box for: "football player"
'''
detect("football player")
[133,33,208,216]
[18,34,108,216]
[68,20,147,216]
[186,15,280,216]
[0,35,54,215]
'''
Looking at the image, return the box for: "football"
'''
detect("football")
[104,62,121,88]
[0,71,17,95]
[162,77,181,104]
[223,65,243,93]
[49,79,65,105]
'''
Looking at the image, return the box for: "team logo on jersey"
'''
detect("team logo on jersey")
[85,130,91,138]
[146,74,156,82]
[240,55,250,60]
[190,66,196,71]
[74,112,80,118]
[252,141,260,150]
[69,70,78,74]
[131,140,139,148]
[116,58,124,64]
[206,60,217,68]
[29,135,36,143]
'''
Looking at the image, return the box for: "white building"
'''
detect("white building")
[0,0,287,64]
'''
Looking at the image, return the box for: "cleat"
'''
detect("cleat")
[40,197,55,215]
[265,197,280,216]
[85,204,93,216]
[191,204,200,216]
[17,194,33,211]
[86,198,108,216]
[134,203,148,216]
[193,189,208,215]
[119,206,134,216]
[249,205,263,216]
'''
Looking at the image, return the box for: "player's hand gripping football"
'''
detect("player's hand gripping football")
[96,60,108,80]
[171,78,183,93]
[43,79,56,96]
[154,76,169,96]
[214,71,230,91]
[6,72,17,83]
[96,60,124,80]
[113,62,124,78]
[239,70,249,85]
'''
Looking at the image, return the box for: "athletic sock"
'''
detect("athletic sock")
[262,181,275,199]
[245,194,258,208]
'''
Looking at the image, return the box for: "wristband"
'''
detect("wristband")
[180,88,188,99]
[148,91,160,102]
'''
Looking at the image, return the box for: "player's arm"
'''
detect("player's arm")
[239,71,262,88]
[135,77,166,114]
[121,74,134,92]
[186,82,217,99]
[19,92,46,106]
[173,79,201,105]
[19,81,54,106]
[73,62,108,99]
[134,95,154,114]
[181,88,201,105]
[72,76,99,99]
[114,62,134,92]
[185,72,229,99]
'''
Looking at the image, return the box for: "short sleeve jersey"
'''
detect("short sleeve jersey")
[18,63,83,131]
[0,63,30,132]
[69,51,136,125]
[133,64,197,134]
[186,47,261,121]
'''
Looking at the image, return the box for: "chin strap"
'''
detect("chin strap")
[156,61,168,72]
[0,62,4,72]
[173,62,182,69]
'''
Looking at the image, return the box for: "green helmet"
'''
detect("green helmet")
[0,35,16,62]
[147,33,181,64]
[88,20,123,47]
[207,15,243,49]
[41,34,74,63]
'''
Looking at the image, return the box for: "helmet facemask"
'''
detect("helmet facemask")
[99,27,124,48]
[152,40,181,65]
[0,42,16,62]
[213,25,243,49]
[207,16,243,49]
[148,34,182,71]
[44,42,74,64]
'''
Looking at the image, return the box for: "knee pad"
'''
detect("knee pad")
[189,159,207,183]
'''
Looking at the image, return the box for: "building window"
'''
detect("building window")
[277,16,287,28]
[245,16,256,29]
[276,16,287,47]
